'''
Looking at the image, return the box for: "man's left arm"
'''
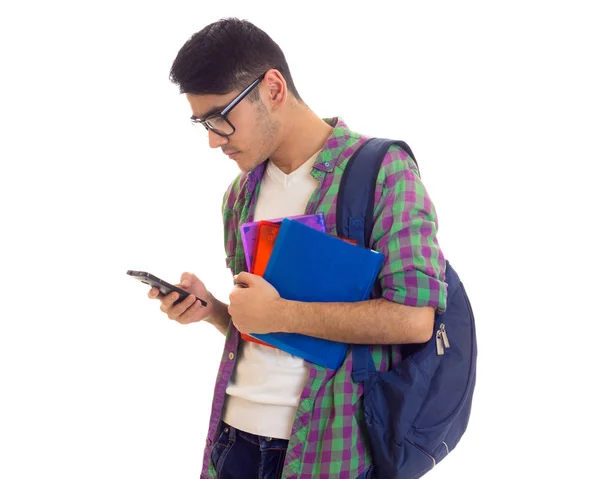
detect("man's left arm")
[280,147,446,344]
[277,297,435,344]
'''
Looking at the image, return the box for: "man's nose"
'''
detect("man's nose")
[208,130,228,149]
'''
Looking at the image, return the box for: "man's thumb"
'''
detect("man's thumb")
[180,272,195,288]
[234,271,252,286]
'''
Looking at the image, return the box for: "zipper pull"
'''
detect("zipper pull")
[440,323,450,348]
[436,330,445,356]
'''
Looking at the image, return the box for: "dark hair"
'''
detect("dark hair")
[170,18,302,102]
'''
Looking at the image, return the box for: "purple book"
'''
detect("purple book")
[240,213,326,271]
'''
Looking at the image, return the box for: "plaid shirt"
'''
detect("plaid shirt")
[200,118,447,479]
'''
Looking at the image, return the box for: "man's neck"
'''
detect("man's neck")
[269,104,333,175]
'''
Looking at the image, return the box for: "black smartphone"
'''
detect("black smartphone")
[127,270,207,306]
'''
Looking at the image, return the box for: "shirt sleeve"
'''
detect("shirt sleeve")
[222,175,243,273]
[370,145,448,312]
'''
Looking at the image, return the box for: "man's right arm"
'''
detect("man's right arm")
[214,174,243,337]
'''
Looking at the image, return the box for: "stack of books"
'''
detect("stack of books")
[238,214,384,370]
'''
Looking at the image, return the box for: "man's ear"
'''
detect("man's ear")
[261,69,287,111]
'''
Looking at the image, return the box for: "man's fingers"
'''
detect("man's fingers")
[233,274,249,288]
[160,292,180,313]
[148,287,160,299]
[234,272,254,288]
[168,294,196,319]
[150,281,202,324]
[178,299,203,324]
[234,272,248,282]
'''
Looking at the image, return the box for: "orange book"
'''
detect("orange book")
[240,333,274,347]
[240,221,280,348]
[338,237,358,246]
[252,221,281,277]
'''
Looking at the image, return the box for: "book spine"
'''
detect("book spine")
[361,255,384,300]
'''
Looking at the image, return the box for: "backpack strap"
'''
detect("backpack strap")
[337,138,417,249]
[337,138,417,382]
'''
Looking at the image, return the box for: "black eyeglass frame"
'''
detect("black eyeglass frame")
[190,72,267,137]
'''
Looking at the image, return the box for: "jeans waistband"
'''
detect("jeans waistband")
[221,421,289,451]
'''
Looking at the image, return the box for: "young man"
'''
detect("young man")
[149,18,447,479]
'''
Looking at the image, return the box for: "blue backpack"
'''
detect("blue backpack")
[337,138,478,479]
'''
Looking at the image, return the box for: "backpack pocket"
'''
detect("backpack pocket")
[409,281,477,451]
[361,341,440,478]
[362,265,477,478]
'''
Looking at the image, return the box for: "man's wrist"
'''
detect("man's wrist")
[277,298,298,333]
[205,291,222,323]
[204,291,231,336]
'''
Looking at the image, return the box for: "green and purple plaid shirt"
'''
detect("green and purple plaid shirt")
[201,118,447,479]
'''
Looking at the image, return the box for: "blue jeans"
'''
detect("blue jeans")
[211,422,288,479]
[210,422,373,479]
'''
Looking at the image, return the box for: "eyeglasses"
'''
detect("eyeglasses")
[190,73,266,137]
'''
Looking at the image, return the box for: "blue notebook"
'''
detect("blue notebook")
[250,218,385,370]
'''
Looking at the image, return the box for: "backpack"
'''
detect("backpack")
[337,138,478,479]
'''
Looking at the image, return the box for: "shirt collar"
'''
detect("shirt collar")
[311,117,360,173]
[245,116,358,194]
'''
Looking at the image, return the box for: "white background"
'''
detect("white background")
[1,1,598,478]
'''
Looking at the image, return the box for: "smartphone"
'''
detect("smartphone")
[127,270,207,306]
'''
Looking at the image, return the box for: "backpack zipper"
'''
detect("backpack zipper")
[440,323,450,348]
[436,330,444,355]
[436,323,450,356]
[428,282,477,428]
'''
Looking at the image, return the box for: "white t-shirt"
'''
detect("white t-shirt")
[222,154,319,440]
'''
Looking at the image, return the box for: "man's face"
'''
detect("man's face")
[186,86,278,173]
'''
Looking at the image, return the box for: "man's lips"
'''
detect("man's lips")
[223,150,239,159]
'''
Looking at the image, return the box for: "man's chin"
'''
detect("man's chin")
[236,156,267,173]
[227,152,247,171]
[235,161,253,174]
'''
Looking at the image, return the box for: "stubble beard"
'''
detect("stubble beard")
[245,102,279,172]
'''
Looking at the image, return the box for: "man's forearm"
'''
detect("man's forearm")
[278,298,434,344]
[205,293,231,336]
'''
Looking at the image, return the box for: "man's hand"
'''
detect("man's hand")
[148,272,214,325]
[228,272,283,334]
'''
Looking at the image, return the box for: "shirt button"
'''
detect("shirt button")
[324,161,331,168]
[228,352,235,360]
